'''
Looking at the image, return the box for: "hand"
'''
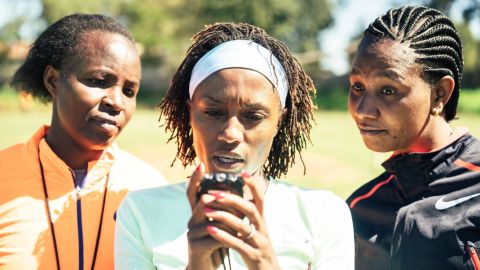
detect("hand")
[185,163,223,270]
[202,172,281,270]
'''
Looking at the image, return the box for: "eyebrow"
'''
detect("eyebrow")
[242,102,272,113]
[201,95,272,113]
[202,95,223,104]
[375,70,404,82]
[349,67,404,82]
[349,67,360,76]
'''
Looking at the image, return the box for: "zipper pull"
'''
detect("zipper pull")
[75,186,82,198]
[467,242,480,270]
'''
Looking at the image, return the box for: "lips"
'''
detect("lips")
[357,124,387,136]
[212,152,245,172]
[90,115,120,135]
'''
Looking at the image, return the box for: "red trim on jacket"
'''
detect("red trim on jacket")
[455,159,480,172]
[467,244,480,270]
[349,175,395,209]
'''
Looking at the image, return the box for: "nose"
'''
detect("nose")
[102,86,126,112]
[218,116,244,144]
[351,92,379,120]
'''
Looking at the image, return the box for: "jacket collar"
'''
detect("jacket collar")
[25,125,118,189]
[382,133,476,194]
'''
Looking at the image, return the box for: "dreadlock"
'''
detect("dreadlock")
[11,14,135,102]
[159,22,316,179]
[363,5,463,121]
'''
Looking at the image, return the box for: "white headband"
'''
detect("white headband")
[189,39,289,108]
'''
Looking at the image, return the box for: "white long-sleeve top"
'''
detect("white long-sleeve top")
[115,179,354,270]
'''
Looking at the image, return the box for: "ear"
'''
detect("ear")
[43,65,60,97]
[431,75,455,114]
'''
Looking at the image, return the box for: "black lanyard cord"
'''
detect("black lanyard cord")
[90,177,109,270]
[39,158,61,270]
[38,145,109,270]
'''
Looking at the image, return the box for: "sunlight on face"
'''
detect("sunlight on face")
[188,68,283,175]
[348,39,435,153]
[52,31,140,151]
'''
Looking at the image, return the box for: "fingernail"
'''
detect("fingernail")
[207,225,218,234]
[212,192,225,200]
[204,207,214,213]
[241,171,251,179]
[195,163,202,173]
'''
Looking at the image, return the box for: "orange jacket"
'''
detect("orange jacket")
[0,126,166,270]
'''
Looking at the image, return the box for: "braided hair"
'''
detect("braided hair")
[159,22,316,179]
[363,6,463,121]
[11,14,135,102]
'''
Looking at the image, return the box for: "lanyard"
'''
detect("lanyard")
[38,144,109,270]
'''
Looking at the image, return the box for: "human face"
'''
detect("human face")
[49,31,140,151]
[188,68,283,175]
[348,38,436,153]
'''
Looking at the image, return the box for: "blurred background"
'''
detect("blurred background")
[0,0,479,198]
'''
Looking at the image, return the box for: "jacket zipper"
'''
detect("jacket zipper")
[76,186,84,270]
[467,242,480,270]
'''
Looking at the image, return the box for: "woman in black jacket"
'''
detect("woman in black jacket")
[346,5,480,270]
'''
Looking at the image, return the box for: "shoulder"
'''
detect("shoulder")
[114,148,162,175]
[116,182,191,242]
[118,182,189,219]
[0,143,25,162]
[458,134,480,163]
[124,182,187,203]
[266,180,354,267]
[0,143,29,180]
[267,180,352,232]
[270,180,346,208]
[112,148,167,187]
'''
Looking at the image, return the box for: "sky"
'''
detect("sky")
[0,0,44,40]
[1,0,479,76]
[320,0,480,75]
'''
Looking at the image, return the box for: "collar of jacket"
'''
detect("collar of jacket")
[381,134,475,194]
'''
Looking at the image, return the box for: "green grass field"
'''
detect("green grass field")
[1,88,479,198]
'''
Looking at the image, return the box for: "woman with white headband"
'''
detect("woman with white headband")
[114,22,354,269]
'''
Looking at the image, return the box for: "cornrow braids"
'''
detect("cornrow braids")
[11,14,134,102]
[364,6,464,121]
[159,22,316,179]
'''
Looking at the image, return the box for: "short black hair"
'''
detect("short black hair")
[11,13,135,102]
[362,6,463,121]
[159,22,316,179]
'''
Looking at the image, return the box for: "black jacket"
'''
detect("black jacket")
[347,134,480,270]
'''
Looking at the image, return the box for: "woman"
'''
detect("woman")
[115,22,354,269]
[346,6,480,270]
[0,14,166,269]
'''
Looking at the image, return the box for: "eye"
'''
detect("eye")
[244,112,265,122]
[123,87,136,98]
[350,82,364,92]
[204,110,224,118]
[380,87,396,95]
[88,78,107,87]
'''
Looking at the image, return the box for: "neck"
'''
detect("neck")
[45,126,104,170]
[395,118,461,155]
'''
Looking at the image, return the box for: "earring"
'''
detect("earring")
[431,108,441,116]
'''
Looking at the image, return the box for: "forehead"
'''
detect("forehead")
[351,38,420,78]
[64,31,139,70]
[193,68,280,106]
